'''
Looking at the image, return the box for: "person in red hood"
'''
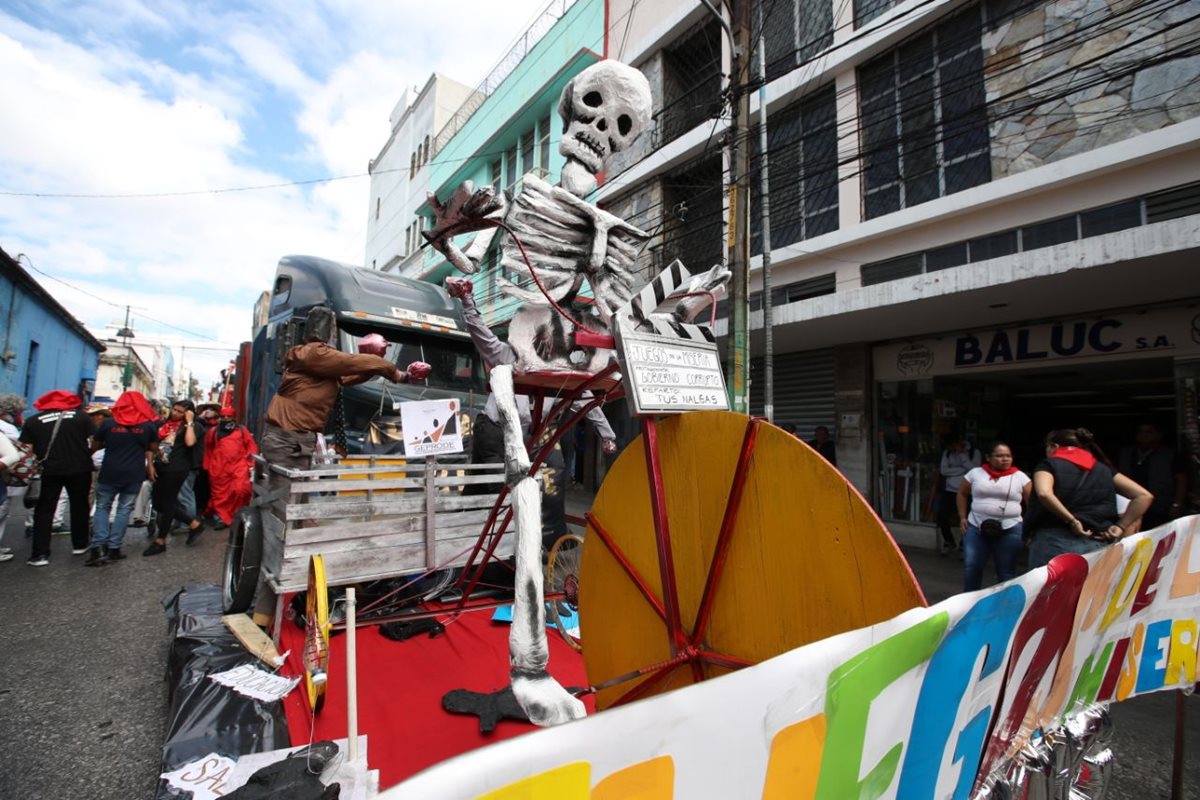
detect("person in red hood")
[203,406,257,531]
[1026,427,1153,569]
[19,390,94,565]
[86,391,160,564]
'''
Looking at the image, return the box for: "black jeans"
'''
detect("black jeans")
[32,471,92,558]
[152,468,191,541]
[936,489,960,547]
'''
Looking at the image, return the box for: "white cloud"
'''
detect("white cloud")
[0,0,549,388]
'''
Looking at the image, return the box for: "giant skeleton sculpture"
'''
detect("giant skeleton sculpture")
[426,60,730,726]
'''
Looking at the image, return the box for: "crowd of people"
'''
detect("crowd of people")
[0,389,258,566]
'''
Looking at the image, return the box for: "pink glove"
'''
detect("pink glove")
[445,277,474,302]
[405,361,432,382]
[601,438,617,455]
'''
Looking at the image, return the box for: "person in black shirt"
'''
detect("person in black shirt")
[807,425,837,467]
[88,391,159,565]
[19,390,95,565]
[144,400,204,557]
[1027,428,1153,568]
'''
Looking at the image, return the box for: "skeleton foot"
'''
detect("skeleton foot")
[511,671,586,726]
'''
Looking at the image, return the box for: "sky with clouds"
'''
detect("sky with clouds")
[0,0,547,390]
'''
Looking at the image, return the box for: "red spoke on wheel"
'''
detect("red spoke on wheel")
[642,418,688,655]
[691,417,760,647]
[586,511,666,622]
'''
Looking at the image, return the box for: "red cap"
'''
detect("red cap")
[33,390,82,411]
[220,406,235,417]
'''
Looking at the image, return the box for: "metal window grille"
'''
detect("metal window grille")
[855,0,902,27]
[756,0,834,82]
[751,84,839,256]
[658,156,724,277]
[655,19,724,147]
[521,131,535,175]
[505,145,517,189]
[539,115,551,174]
[860,4,991,220]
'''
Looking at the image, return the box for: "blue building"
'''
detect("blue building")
[0,247,105,411]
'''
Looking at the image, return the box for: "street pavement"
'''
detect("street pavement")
[0,489,1196,798]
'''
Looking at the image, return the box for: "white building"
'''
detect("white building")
[593,0,1200,545]
[366,73,479,274]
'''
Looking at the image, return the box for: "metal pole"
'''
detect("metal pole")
[121,305,132,390]
[345,587,359,762]
[728,0,752,414]
[757,37,774,423]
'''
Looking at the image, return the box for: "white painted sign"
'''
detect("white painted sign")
[161,753,237,799]
[874,304,1200,381]
[617,333,729,415]
[399,398,465,457]
[390,306,457,329]
[209,664,300,702]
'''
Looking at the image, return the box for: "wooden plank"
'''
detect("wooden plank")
[285,492,505,521]
[222,614,283,667]
[277,535,517,591]
[273,461,505,480]
[280,508,506,549]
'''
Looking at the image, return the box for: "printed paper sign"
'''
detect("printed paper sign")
[209,663,300,702]
[617,332,729,415]
[399,399,464,457]
[161,753,238,800]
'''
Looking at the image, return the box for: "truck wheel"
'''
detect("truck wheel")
[223,507,263,614]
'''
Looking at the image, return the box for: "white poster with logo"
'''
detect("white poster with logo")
[399,399,464,457]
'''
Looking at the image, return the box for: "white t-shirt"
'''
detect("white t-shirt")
[963,467,1031,529]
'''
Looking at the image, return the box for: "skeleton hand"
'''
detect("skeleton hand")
[403,361,432,382]
[671,263,733,324]
[424,183,507,274]
[445,277,475,307]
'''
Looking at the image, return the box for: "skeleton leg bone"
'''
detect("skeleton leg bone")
[491,365,587,726]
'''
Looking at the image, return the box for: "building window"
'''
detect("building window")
[751,84,839,255]
[491,159,502,191]
[411,153,417,174]
[521,131,535,177]
[424,135,431,164]
[505,144,517,189]
[658,19,723,146]
[855,0,902,27]
[539,115,551,174]
[756,0,834,82]
[859,4,991,220]
[375,197,381,221]
[660,156,724,277]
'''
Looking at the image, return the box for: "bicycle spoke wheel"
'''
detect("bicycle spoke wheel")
[545,533,585,651]
[302,554,331,713]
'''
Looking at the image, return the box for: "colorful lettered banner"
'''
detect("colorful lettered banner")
[382,517,1200,799]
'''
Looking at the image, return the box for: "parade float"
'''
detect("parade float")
[156,59,1200,800]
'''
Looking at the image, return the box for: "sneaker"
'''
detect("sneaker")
[142,541,167,557]
[0,546,12,555]
[0,552,13,563]
[84,547,108,567]
[186,523,206,546]
[72,547,89,555]
[104,547,126,561]
[26,556,49,567]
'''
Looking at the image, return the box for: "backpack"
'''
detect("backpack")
[4,441,41,487]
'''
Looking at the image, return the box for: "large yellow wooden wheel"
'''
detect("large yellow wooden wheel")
[579,411,926,709]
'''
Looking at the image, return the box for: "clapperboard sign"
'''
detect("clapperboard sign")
[399,399,465,457]
[615,259,729,416]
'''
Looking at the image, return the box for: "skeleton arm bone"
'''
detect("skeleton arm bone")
[424,183,507,274]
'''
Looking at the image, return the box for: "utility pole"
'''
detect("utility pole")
[728,0,752,414]
[757,33,774,423]
[117,305,135,390]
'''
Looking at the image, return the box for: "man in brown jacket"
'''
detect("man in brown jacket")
[254,306,430,623]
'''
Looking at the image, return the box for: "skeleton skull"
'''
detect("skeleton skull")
[558,61,652,176]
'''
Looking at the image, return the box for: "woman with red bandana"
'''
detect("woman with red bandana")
[955,441,1031,591]
[203,407,257,531]
[19,390,94,565]
[1026,428,1153,569]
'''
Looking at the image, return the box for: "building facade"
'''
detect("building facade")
[590,0,1200,546]
[0,248,104,411]
[95,339,155,402]
[366,74,479,275]
[389,0,1200,544]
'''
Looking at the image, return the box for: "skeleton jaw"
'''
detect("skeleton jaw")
[560,158,597,197]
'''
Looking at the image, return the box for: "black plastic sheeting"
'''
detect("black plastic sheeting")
[156,583,291,799]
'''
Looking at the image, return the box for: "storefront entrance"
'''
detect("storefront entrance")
[871,304,1200,527]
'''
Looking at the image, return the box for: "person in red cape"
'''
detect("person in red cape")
[203,406,257,531]
[19,390,94,565]
[1026,427,1153,569]
[88,391,160,565]
[955,441,1032,591]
